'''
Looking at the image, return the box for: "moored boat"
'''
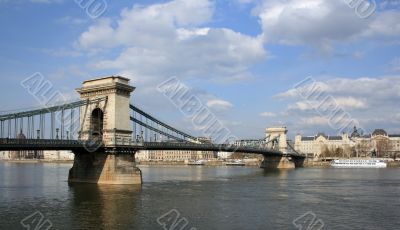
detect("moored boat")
[225,160,245,166]
[331,159,387,168]
[187,160,205,165]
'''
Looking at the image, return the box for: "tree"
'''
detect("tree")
[231,152,244,159]
[375,138,390,158]
[320,145,330,159]
[355,140,372,157]
[334,147,344,158]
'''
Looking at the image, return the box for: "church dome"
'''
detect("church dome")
[17,130,26,139]
[351,126,360,138]
[372,129,387,136]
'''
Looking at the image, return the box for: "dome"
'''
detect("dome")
[372,129,387,136]
[17,130,26,139]
[351,126,360,138]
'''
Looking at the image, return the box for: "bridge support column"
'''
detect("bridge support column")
[260,156,295,169]
[68,151,142,185]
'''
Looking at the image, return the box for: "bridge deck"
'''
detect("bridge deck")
[0,139,305,158]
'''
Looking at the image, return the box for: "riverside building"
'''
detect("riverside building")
[294,127,400,158]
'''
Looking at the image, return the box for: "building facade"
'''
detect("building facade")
[294,133,353,157]
[0,150,74,161]
[135,150,216,162]
[353,129,400,158]
[42,151,74,161]
[295,127,400,158]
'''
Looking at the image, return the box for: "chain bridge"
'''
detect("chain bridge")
[0,76,305,184]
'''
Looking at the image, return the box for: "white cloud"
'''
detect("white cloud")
[288,97,367,111]
[260,112,276,117]
[280,77,400,102]
[76,0,267,84]
[363,10,400,37]
[206,99,233,110]
[257,0,368,44]
[301,116,329,126]
[277,76,400,135]
[335,97,368,109]
[255,0,400,53]
[77,0,215,50]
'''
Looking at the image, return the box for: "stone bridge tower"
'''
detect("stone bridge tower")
[262,127,295,169]
[68,76,142,185]
[266,127,288,153]
[76,76,134,145]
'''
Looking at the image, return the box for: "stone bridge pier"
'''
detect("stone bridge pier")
[260,155,305,169]
[261,127,304,169]
[260,156,295,169]
[68,76,142,185]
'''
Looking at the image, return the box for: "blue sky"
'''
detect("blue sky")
[0,0,400,140]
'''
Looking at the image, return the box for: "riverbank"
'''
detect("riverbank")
[138,159,400,168]
[2,159,399,167]
[0,159,73,164]
[388,161,400,167]
[303,159,400,168]
[303,160,331,168]
[137,160,261,167]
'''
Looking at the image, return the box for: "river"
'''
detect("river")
[0,162,399,229]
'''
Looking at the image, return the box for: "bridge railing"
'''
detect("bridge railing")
[109,138,144,147]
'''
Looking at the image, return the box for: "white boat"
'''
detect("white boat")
[225,160,245,166]
[331,159,387,168]
[187,160,205,165]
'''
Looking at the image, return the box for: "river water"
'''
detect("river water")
[0,162,399,229]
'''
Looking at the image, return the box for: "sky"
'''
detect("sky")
[0,0,400,140]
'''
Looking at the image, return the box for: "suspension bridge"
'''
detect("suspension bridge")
[0,76,305,184]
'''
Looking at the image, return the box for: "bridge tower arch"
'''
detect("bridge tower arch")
[69,76,142,185]
[91,108,104,139]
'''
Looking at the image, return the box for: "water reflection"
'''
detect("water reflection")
[139,165,262,183]
[262,168,290,177]
[68,184,141,229]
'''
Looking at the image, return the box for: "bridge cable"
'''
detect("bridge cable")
[130,104,197,142]
[130,116,187,142]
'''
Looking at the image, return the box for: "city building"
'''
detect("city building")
[42,151,74,161]
[135,149,216,162]
[294,127,400,158]
[135,137,217,162]
[0,150,74,161]
[217,151,233,159]
[352,129,400,158]
[1,130,44,160]
[294,132,353,157]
